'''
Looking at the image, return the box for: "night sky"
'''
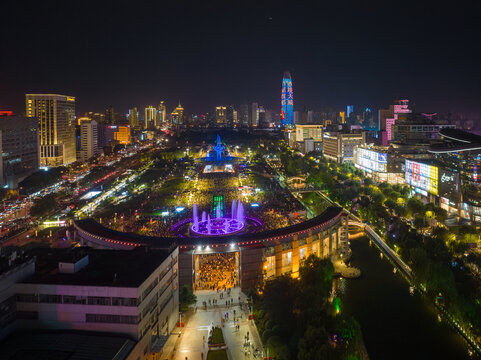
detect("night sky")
[1,1,480,116]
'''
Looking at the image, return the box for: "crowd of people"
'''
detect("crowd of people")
[195,253,238,290]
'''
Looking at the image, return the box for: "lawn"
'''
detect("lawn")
[209,327,225,345]
[207,349,228,360]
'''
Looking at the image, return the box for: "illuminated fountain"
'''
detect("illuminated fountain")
[190,199,246,236]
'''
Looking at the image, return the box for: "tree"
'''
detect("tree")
[406,197,424,217]
[30,194,57,218]
[179,284,197,312]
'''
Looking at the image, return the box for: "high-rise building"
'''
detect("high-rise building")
[378,99,412,142]
[171,103,184,127]
[0,115,39,188]
[128,107,140,129]
[339,111,346,124]
[144,106,156,129]
[26,94,76,167]
[258,106,268,128]
[322,130,366,163]
[215,106,227,127]
[157,101,167,126]
[105,106,115,124]
[80,120,99,162]
[239,105,249,128]
[347,105,354,119]
[226,105,235,128]
[281,71,294,127]
[114,125,131,144]
[250,102,259,128]
[295,124,323,142]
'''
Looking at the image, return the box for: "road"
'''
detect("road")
[172,288,263,360]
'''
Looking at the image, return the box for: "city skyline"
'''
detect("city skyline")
[1,2,480,117]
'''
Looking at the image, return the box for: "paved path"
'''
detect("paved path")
[171,288,263,360]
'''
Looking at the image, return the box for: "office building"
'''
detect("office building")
[80,120,99,162]
[12,247,179,359]
[347,105,354,119]
[250,102,259,128]
[171,103,184,127]
[322,130,366,163]
[0,248,35,341]
[105,106,115,124]
[225,105,235,128]
[115,125,131,145]
[26,94,76,167]
[295,124,323,142]
[128,107,140,129]
[157,102,167,126]
[378,100,412,143]
[281,71,294,127]
[144,106,156,129]
[215,106,227,127]
[0,115,39,188]
[239,105,249,128]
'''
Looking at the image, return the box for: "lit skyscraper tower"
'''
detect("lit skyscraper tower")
[281,71,294,127]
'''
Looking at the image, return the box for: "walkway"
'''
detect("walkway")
[171,288,263,360]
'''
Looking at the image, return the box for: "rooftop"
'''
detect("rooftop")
[0,330,135,360]
[23,247,170,287]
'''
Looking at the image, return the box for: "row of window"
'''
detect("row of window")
[16,294,138,307]
[86,313,139,324]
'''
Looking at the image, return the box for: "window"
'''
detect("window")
[87,296,111,306]
[86,314,138,324]
[282,252,292,267]
[299,247,306,261]
[39,294,62,303]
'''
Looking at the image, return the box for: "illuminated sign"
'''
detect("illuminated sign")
[66,97,75,102]
[355,148,387,173]
[405,160,438,196]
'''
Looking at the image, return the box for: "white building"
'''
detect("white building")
[15,247,179,359]
[322,131,366,163]
[80,120,99,161]
[295,124,323,142]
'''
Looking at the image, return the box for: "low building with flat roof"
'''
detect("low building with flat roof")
[13,247,178,359]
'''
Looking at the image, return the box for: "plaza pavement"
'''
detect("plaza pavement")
[169,287,263,360]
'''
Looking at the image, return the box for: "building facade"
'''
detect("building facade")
[115,126,131,145]
[80,120,99,162]
[215,106,227,127]
[13,248,179,359]
[295,124,323,142]
[281,71,294,127]
[322,131,366,163]
[0,115,39,188]
[144,106,156,129]
[128,108,140,129]
[26,94,76,167]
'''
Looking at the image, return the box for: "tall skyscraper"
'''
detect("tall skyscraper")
[281,71,294,127]
[144,106,156,129]
[250,102,259,128]
[80,120,99,161]
[26,94,76,166]
[226,105,235,128]
[171,102,184,127]
[215,106,227,127]
[128,107,140,129]
[239,105,249,128]
[105,106,115,124]
[157,101,167,126]
[346,105,354,119]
